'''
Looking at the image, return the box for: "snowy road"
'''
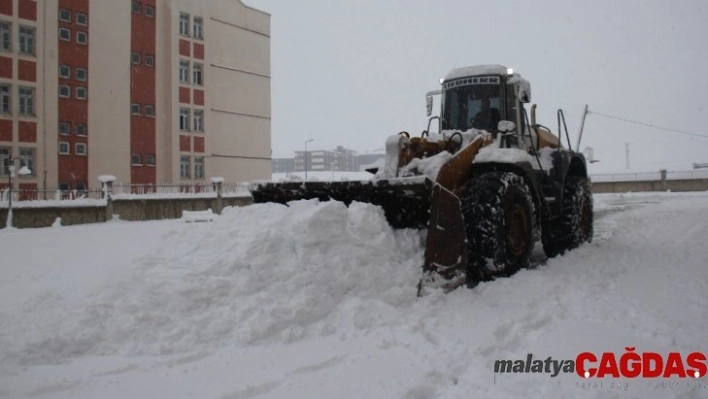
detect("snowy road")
[0,192,706,398]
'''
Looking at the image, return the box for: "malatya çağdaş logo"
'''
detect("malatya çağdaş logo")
[494,348,706,379]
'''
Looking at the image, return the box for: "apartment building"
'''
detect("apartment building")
[0,0,271,192]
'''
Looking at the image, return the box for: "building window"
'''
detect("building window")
[59,142,70,155]
[59,122,71,135]
[131,153,141,165]
[19,148,35,175]
[59,27,71,41]
[194,156,204,179]
[76,12,88,26]
[131,51,141,64]
[131,103,141,115]
[144,104,155,117]
[193,110,203,132]
[19,87,34,115]
[0,147,10,175]
[0,84,9,114]
[193,17,203,39]
[145,5,155,18]
[59,9,72,23]
[179,60,189,83]
[192,63,203,86]
[146,154,156,166]
[179,108,190,130]
[76,68,87,81]
[75,123,87,136]
[59,65,70,78]
[76,31,87,45]
[19,26,35,54]
[76,86,87,100]
[132,1,141,14]
[76,143,87,155]
[0,22,10,51]
[179,13,189,36]
[180,156,190,179]
[59,85,70,98]
[145,54,154,67]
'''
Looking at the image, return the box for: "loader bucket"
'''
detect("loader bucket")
[251,177,434,229]
[251,177,470,295]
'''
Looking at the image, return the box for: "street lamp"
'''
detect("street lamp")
[5,156,32,228]
[304,139,313,181]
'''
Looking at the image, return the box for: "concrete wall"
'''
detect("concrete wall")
[591,179,708,193]
[112,196,250,221]
[0,205,106,229]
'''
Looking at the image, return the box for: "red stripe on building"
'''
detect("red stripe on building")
[18,60,36,82]
[179,87,190,104]
[57,0,90,189]
[0,56,11,79]
[0,119,11,141]
[0,1,12,16]
[18,121,36,142]
[130,0,157,184]
[18,0,36,20]
[193,136,204,153]
[179,39,190,57]
[193,43,204,60]
[179,135,191,152]
[193,89,204,106]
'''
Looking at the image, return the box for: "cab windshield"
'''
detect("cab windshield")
[441,77,502,132]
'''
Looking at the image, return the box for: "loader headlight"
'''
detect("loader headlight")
[507,68,514,76]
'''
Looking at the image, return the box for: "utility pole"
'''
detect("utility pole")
[625,142,630,169]
[304,139,313,181]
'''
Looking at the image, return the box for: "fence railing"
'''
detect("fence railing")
[0,188,104,203]
[1,181,251,206]
[111,182,216,196]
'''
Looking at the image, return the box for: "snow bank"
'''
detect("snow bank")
[1,200,424,367]
[181,209,215,222]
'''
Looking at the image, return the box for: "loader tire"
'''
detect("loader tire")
[542,176,593,258]
[462,172,535,287]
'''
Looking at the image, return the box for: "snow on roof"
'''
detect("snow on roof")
[442,64,532,102]
[443,64,510,82]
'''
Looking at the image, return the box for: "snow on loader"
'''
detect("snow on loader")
[251,65,593,295]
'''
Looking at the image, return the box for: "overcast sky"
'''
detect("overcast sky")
[245,0,708,173]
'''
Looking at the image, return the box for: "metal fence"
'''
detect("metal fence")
[1,181,251,205]
[0,187,104,203]
[111,182,216,196]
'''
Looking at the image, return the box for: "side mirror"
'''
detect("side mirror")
[426,95,433,117]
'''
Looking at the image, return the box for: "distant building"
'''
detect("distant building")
[273,146,384,174]
[272,157,295,173]
[0,0,271,192]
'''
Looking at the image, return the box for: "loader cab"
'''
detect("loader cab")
[439,67,530,140]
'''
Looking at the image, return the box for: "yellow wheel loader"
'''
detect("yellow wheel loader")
[252,65,593,295]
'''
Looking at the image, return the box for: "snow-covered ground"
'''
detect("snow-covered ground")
[1,192,706,398]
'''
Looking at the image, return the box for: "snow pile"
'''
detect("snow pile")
[181,209,215,222]
[2,200,424,367]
